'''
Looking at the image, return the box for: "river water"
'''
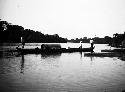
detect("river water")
[0,43,125,92]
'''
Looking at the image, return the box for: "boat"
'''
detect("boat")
[10,43,94,54]
[17,47,94,54]
[0,43,94,55]
[84,52,124,57]
[101,49,125,52]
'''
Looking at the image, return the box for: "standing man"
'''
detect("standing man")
[80,41,82,49]
[90,40,94,53]
[21,37,25,49]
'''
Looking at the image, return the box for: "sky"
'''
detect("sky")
[0,0,125,39]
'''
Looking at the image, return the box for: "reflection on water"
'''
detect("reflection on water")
[118,53,125,61]
[20,54,24,74]
[19,53,61,74]
[0,44,125,92]
[41,53,61,59]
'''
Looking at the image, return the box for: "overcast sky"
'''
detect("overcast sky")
[0,0,125,39]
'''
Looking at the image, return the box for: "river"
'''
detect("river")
[0,43,125,92]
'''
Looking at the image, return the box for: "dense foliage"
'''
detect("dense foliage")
[0,20,67,43]
[112,33,125,47]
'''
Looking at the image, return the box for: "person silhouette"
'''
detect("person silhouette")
[90,40,94,53]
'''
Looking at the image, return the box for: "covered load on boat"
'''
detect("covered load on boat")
[41,44,61,50]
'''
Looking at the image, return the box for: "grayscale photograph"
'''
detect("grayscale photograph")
[0,0,125,92]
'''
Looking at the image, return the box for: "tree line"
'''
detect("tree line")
[0,20,67,43]
[67,33,125,46]
[68,36,113,44]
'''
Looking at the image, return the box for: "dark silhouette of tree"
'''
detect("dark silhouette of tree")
[104,36,113,45]
[112,32,125,47]
[0,19,67,43]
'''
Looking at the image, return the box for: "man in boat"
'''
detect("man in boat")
[90,40,95,53]
[21,37,25,48]
[79,41,82,49]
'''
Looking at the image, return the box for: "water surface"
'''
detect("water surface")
[0,43,125,92]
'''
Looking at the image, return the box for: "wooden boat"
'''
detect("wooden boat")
[17,47,94,54]
[101,49,125,52]
[84,52,124,57]
[1,44,94,54]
